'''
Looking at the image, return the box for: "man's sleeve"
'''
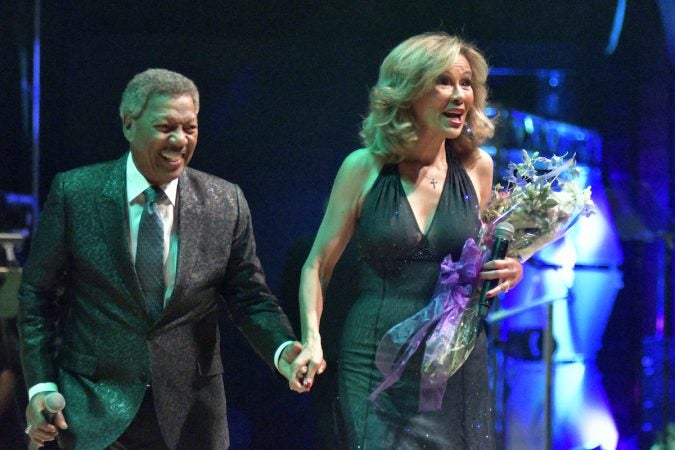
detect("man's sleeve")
[17,173,69,388]
[221,185,296,368]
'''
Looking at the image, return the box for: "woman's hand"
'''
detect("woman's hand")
[296,342,326,391]
[479,256,523,298]
[282,340,326,393]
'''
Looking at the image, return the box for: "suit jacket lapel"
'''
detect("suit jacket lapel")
[97,154,148,318]
[165,169,205,311]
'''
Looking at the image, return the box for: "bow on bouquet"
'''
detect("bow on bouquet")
[370,150,595,412]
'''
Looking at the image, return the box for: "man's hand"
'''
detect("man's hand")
[25,391,68,449]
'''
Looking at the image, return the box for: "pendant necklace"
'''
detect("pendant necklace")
[422,174,438,189]
[413,160,445,190]
[416,166,439,189]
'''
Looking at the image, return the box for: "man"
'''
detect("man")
[18,69,311,449]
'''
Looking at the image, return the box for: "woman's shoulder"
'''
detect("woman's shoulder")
[457,146,493,173]
[338,148,386,178]
[343,147,385,167]
[331,148,387,204]
[475,147,494,171]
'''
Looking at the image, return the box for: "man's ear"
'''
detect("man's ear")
[122,117,133,140]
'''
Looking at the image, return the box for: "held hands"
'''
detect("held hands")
[279,340,326,393]
[25,391,68,449]
[278,341,307,392]
[480,256,523,298]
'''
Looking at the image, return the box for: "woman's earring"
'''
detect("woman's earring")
[463,123,474,141]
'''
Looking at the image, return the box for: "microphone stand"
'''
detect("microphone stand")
[543,299,554,450]
[487,294,570,450]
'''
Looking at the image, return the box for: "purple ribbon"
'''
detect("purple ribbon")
[369,238,485,411]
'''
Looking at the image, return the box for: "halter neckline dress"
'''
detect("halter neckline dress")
[335,149,495,449]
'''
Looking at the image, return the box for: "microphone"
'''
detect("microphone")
[43,392,66,423]
[28,393,67,450]
[478,222,515,320]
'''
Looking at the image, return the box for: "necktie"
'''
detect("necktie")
[136,186,165,322]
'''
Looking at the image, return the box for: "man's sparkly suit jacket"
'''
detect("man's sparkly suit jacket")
[18,153,295,449]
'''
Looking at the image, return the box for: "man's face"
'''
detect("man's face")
[124,93,198,186]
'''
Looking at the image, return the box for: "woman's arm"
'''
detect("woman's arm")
[294,149,381,389]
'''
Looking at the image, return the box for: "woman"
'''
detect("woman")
[294,32,523,449]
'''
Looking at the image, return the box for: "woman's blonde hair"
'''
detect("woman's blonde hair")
[360,32,494,162]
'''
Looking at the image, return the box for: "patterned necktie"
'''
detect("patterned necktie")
[136,186,165,322]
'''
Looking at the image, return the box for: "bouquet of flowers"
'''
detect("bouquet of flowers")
[481,150,594,262]
[370,151,595,411]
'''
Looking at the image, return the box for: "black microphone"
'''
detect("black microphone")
[478,222,515,320]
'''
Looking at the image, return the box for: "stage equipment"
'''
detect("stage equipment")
[0,233,24,319]
[0,191,35,318]
[0,191,37,237]
[485,109,622,450]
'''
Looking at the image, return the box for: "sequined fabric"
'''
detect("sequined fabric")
[17,153,295,450]
[334,149,495,449]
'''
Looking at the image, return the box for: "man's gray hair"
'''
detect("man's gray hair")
[119,68,199,123]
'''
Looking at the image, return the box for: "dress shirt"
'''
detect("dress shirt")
[126,153,179,305]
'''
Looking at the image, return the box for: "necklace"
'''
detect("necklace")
[417,166,440,189]
[422,174,438,189]
[409,160,445,190]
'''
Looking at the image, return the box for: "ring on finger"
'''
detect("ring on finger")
[502,281,510,293]
[25,424,32,434]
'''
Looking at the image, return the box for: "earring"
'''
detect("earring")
[463,123,474,141]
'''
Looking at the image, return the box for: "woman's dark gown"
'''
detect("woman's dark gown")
[335,151,496,449]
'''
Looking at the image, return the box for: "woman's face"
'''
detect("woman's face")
[411,53,474,141]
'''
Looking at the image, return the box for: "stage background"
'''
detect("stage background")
[1,1,673,448]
